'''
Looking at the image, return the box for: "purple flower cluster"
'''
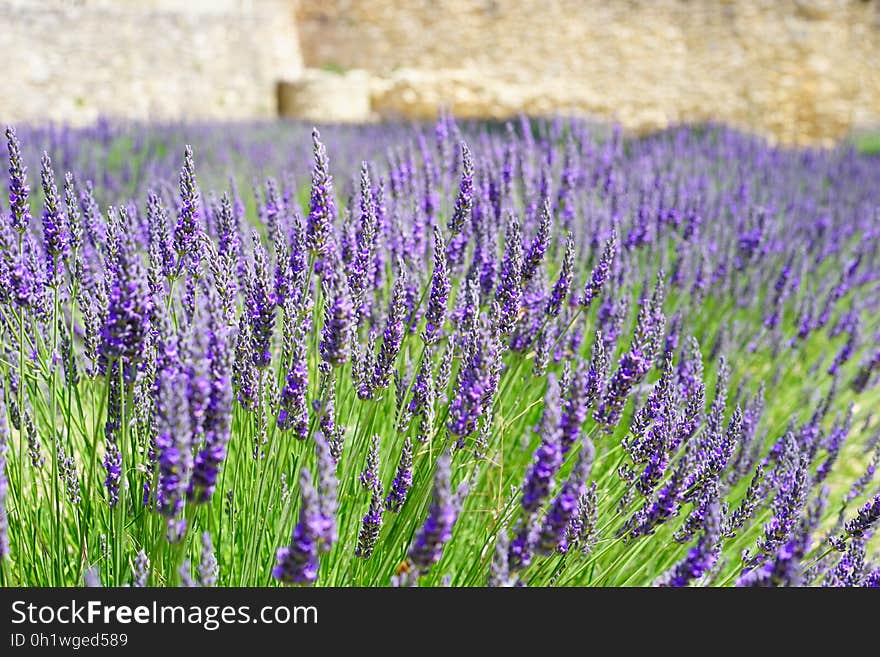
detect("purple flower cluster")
[422,227,451,345]
[409,453,467,572]
[655,501,722,587]
[3,115,880,588]
[6,127,30,232]
[307,129,336,258]
[100,210,153,373]
[274,438,338,585]
[385,437,413,513]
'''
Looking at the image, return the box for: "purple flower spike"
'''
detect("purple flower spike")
[385,437,414,513]
[655,501,722,587]
[274,469,324,585]
[559,363,597,455]
[307,128,336,257]
[372,269,407,389]
[348,162,377,314]
[852,348,880,393]
[319,281,354,368]
[546,232,574,317]
[6,126,30,232]
[132,551,150,587]
[409,453,467,572]
[198,532,219,587]
[521,196,552,285]
[40,152,69,286]
[737,532,807,587]
[156,370,192,517]
[447,316,502,441]
[754,433,808,560]
[595,273,665,430]
[581,230,617,308]
[536,443,593,555]
[277,325,309,440]
[355,483,384,559]
[359,435,381,491]
[246,235,276,369]
[103,443,121,508]
[845,492,880,540]
[189,309,234,503]
[422,227,450,345]
[521,375,564,513]
[448,142,474,234]
[495,215,524,336]
[100,208,153,372]
[314,432,339,546]
[174,145,201,264]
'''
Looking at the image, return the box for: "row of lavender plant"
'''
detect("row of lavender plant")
[0,114,879,587]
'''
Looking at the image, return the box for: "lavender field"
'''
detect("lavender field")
[0,117,879,587]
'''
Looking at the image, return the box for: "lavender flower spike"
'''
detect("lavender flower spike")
[40,152,69,286]
[103,444,121,508]
[655,501,722,587]
[100,209,153,370]
[488,530,517,587]
[198,532,219,587]
[314,432,339,546]
[546,232,574,317]
[495,215,524,336]
[359,435,381,491]
[307,128,336,257]
[386,437,414,512]
[319,280,354,367]
[536,443,593,555]
[520,374,563,513]
[132,551,150,587]
[845,493,880,540]
[355,483,384,559]
[6,126,30,232]
[349,162,377,313]
[422,227,450,345]
[448,142,474,234]
[581,231,617,308]
[155,370,192,517]
[447,316,502,441]
[189,308,234,503]
[246,235,276,369]
[273,468,323,585]
[559,363,596,455]
[521,196,552,285]
[373,269,407,389]
[409,453,467,571]
[83,567,101,587]
[174,145,201,263]
[277,325,309,439]
[737,532,807,587]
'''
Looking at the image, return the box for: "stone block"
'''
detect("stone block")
[278,69,373,122]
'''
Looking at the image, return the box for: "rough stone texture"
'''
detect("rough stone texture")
[278,69,373,123]
[4,0,879,144]
[0,0,302,125]
[298,0,880,145]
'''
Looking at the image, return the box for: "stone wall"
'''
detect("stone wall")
[296,0,880,145]
[0,0,302,125]
[3,0,878,144]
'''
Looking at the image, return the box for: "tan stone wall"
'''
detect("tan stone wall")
[297,0,880,145]
[4,0,878,143]
[0,0,302,125]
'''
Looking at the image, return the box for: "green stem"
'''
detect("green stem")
[49,280,62,586]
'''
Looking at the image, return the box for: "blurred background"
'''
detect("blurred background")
[2,0,879,147]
